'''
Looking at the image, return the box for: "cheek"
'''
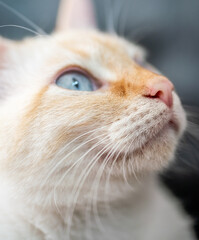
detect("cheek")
[108,97,169,149]
[105,96,181,174]
[19,95,118,159]
[26,95,128,174]
[11,89,183,183]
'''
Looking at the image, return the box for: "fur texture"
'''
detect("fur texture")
[0,0,196,239]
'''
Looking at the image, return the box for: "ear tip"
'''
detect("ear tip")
[56,0,97,31]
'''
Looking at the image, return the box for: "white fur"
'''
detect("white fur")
[0,32,196,239]
[0,174,195,240]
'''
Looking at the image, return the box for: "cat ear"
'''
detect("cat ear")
[56,0,97,31]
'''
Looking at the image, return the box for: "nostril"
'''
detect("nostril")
[152,90,164,100]
[154,90,173,108]
[144,78,174,108]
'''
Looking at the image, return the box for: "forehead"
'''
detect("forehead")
[17,31,147,89]
[46,31,146,82]
[55,31,141,57]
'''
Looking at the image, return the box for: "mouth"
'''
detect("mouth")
[97,108,182,165]
[147,114,180,142]
[168,112,181,133]
[168,119,179,132]
[141,111,182,152]
[98,121,176,164]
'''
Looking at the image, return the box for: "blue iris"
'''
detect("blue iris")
[56,72,93,91]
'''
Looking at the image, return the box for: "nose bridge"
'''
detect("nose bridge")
[131,65,158,91]
[110,64,174,108]
[110,65,159,97]
[121,65,161,95]
[132,65,174,108]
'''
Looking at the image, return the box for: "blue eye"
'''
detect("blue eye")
[56,71,94,91]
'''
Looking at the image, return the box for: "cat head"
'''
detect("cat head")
[0,0,186,206]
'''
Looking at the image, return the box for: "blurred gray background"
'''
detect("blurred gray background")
[0,0,198,106]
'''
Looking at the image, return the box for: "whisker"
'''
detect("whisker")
[39,130,108,213]
[52,133,110,214]
[41,125,108,188]
[123,136,141,186]
[86,140,119,231]
[126,23,159,44]
[106,0,116,34]
[84,142,117,237]
[0,25,42,36]
[103,137,131,221]
[0,1,46,35]
[115,1,127,36]
[87,131,133,229]
[52,131,108,190]
[66,136,113,239]
[122,141,134,189]
[90,138,127,229]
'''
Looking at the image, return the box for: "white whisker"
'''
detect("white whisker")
[52,132,109,206]
[0,25,42,36]
[66,136,113,239]
[85,140,117,234]
[0,1,46,35]
[89,133,132,229]
[41,125,108,188]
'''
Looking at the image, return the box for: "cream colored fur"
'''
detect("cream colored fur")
[0,0,196,239]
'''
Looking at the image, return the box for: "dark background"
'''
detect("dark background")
[0,0,198,238]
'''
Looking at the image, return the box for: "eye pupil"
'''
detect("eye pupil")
[56,71,94,92]
[72,77,79,89]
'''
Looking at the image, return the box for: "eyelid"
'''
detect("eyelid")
[53,65,103,90]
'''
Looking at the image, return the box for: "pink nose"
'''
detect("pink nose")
[144,77,174,108]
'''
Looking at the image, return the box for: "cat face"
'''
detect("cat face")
[0,31,186,205]
[0,0,186,206]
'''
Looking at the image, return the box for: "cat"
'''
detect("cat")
[0,0,196,239]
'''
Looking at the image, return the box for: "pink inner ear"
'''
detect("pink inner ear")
[56,0,97,31]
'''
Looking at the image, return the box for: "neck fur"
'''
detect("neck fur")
[0,174,155,239]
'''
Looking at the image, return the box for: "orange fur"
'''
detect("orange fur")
[0,0,194,238]
[0,30,191,240]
